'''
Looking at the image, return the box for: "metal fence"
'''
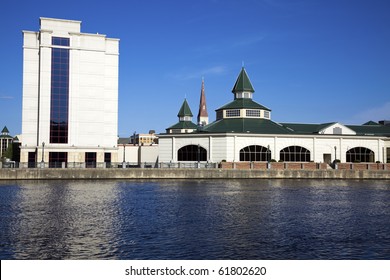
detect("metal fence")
[1,161,219,169]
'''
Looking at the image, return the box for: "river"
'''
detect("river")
[0,179,389,259]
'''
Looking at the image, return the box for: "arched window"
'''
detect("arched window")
[346,147,374,163]
[239,145,271,161]
[280,146,310,162]
[178,145,207,161]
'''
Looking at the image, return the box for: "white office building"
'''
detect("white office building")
[21,18,119,167]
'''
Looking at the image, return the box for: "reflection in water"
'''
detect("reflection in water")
[0,179,389,259]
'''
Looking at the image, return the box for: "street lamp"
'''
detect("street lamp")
[41,142,45,168]
[267,145,270,162]
[122,144,126,168]
[334,146,337,161]
[197,144,201,168]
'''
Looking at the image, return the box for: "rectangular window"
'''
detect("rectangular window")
[104,153,111,163]
[264,111,270,119]
[246,109,261,117]
[216,111,223,120]
[226,109,240,117]
[85,152,97,168]
[52,37,70,46]
[28,152,36,168]
[1,139,7,154]
[49,152,68,168]
[50,37,69,144]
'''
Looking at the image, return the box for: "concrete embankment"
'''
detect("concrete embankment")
[0,168,390,180]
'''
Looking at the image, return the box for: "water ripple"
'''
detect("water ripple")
[0,179,389,259]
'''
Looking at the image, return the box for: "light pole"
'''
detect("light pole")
[198,144,200,163]
[267,145,270,169]
[122,144,126,168]
[41,142,45,167]
[334,146,338,169]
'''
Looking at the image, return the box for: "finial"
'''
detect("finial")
[242,61,245,68]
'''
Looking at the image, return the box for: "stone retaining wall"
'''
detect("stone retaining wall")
[0,168,389,180]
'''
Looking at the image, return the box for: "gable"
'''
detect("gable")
[318,123,356,135]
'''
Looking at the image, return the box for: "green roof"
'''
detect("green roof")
[346,124,390,136]
[281,122,337,134]
[281,122,390,136]
[200,118,292,134]
[167,121,198,130]
[1,126,9,133]
[217,98,271,111]
[177,99,193,117]
[232,67,255,93]
[362,121,379,126]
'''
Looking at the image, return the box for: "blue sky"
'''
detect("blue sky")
[1,0,389,137]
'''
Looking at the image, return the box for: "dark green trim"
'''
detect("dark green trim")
[217,98,271,111]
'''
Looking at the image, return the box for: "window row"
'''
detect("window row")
[176,145,376,162]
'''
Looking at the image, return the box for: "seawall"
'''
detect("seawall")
[1,168,390,180]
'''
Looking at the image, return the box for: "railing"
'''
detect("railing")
[1,161,219,169]
[2,161,389,170]
[159,162,219,169]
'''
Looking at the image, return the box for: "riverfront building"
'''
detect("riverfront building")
[159,67,390,164]
[0,127,14,158]
[21,18,119,167]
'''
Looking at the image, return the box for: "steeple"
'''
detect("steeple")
[232,67,255,99]
[197,78,209,126]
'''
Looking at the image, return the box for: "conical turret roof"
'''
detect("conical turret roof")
[232,67,255,93]
[1,126,9,134]
[177,99,193,117]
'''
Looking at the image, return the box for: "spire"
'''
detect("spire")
[197,78,209,126]
[232,67,255,94]
[177,99,193,118]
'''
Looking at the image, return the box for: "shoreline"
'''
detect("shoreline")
[1,168,390,180]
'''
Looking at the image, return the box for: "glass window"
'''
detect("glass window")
[52,37,70,46]
[49,152,68,168]
[264,111,270,119]
[280,146,310,162]
[246,110,261,117]
[240,145,271,162]
[50,44,69,144]
[226,109,240,117]
[346,147,374,163]
[178,145,207,161]
[85,152,97,168]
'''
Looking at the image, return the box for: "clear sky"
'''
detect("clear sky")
[1,0,389,137]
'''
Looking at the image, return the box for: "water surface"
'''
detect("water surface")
[0,179,389,259]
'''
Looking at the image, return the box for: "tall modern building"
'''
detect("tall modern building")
[21,18,119,167]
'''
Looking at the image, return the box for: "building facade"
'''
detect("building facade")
[159,67,390,164]
[21,18,119,167]
[0,126,14,158]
